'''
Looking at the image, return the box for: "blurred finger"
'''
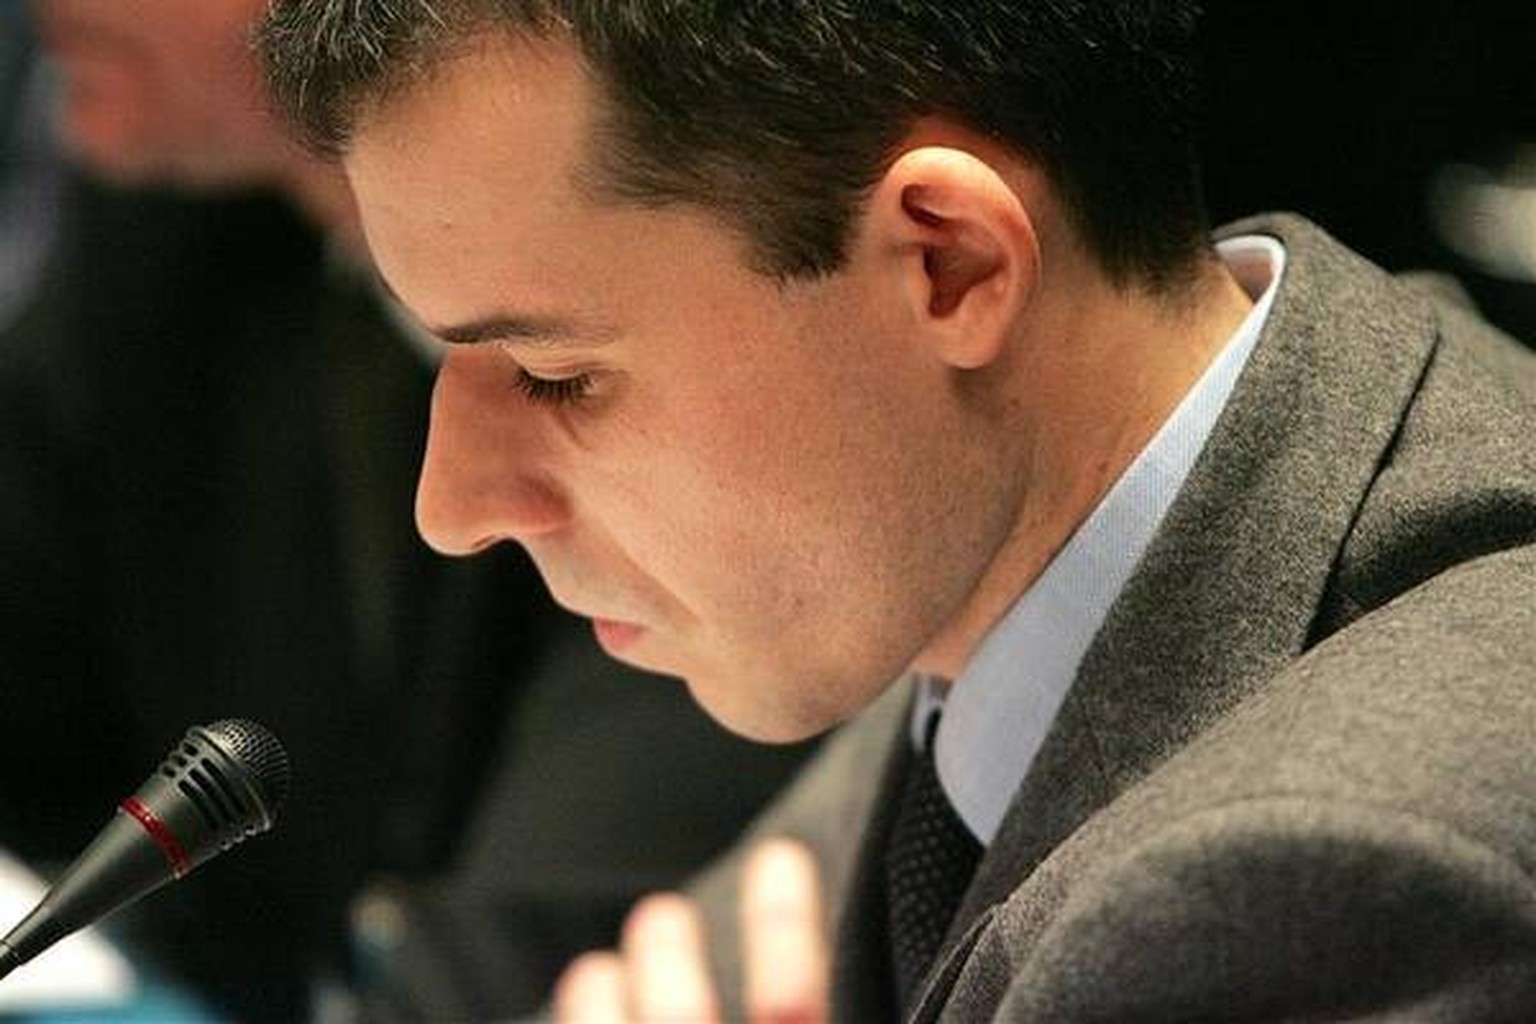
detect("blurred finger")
[621,892,722,1023]
[742,838,829,1024]
[552,950,628,1024]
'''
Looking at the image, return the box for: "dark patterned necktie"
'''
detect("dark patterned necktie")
[884,712,984,1015]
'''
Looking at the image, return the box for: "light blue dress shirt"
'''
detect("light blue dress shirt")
[914,235,1288,845]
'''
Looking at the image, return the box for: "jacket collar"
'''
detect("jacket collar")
[922,213,1440,1010]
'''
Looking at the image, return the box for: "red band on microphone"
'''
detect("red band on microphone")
[121,797,192,878]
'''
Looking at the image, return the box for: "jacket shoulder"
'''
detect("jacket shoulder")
[981,795,1536,1022]
[1321,279,1536,631]
[954,546,1536,1021]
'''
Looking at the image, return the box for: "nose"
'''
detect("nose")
[415,348,572,555]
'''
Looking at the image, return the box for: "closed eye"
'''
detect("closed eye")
[513,369,595,406]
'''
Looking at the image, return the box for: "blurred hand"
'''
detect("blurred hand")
[553,838,829,1023]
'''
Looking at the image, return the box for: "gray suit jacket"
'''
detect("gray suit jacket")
[694,214,1536,1021]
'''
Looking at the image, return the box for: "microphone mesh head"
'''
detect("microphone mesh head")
[201,719,292,815]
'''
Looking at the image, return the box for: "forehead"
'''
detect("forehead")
[349,32,593,199]
[344,34,602,316]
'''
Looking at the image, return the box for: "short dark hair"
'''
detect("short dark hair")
[259,1,1210,287]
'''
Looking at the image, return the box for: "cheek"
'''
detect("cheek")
[572,366,834,624]
[156,32,268,131]
[56,57,154,156]
[574,276,941,638]
[640,362,912,615]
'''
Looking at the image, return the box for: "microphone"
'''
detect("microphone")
[0,719,291,981]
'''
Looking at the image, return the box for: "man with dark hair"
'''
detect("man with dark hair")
[258,2,1536,1020]
[0,2,812,1019]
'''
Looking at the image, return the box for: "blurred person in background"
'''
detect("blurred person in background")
[0,5,63,330]
[0,1,813,1019]
[253,1,1535,1020]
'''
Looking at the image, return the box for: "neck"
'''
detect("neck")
[915,248,1256,679]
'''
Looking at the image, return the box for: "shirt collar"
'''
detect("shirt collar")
[920,235,1288,844]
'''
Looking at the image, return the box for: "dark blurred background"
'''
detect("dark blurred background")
[1201,0,1536,342]
[0,2,1533,1021]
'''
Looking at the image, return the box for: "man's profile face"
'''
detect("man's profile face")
[33,0,289,183]
[348,37,1017,741]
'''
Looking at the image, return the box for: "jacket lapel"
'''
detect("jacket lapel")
[695,676,916,1021]
[945,213,1443,959]
[828,685,915,1023]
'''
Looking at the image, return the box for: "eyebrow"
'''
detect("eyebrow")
[429,314,593,348]
[374,273,610,350]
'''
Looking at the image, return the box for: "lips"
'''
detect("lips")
[591,618,644,655]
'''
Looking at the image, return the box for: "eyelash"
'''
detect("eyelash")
[513,369,595,407]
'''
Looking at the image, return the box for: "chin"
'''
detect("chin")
[683,672,847,746]
[68,131,257,191]
[60,103,154,181]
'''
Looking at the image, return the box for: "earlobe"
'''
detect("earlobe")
[873,146,1041,370]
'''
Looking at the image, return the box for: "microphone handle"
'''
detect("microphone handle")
[0,941,25,981]
[0,803,181,980]
[0,719,288,983]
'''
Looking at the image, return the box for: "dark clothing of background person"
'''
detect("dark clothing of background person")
[0,19,62,331]
[0,179,814,1022]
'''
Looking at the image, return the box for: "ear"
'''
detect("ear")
[865,146,1041,370]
